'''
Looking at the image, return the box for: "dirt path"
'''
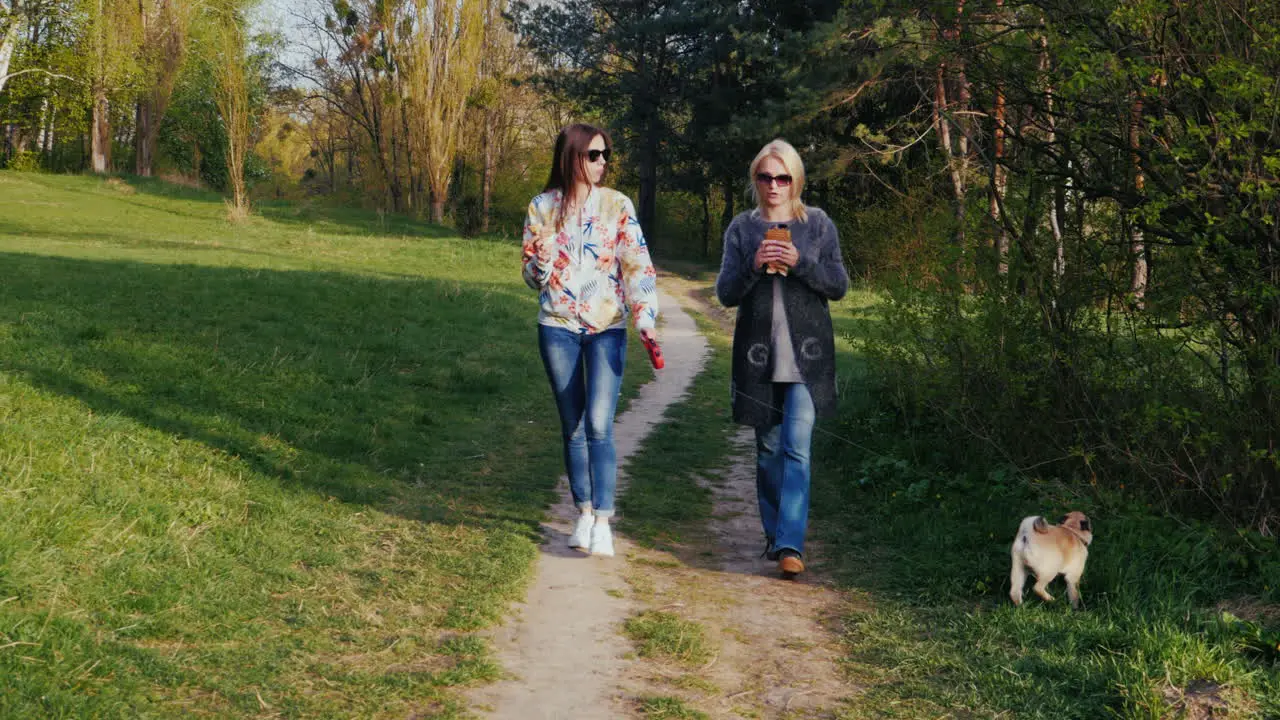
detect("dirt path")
[469,278,854,719]
[469,286,710,719]
[620,426,855,718]
[615,278,855,719]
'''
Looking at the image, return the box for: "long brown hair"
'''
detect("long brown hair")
[545,123,612,230]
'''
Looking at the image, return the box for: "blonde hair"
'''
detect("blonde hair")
[748,139,808,223]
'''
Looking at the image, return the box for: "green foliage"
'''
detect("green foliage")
[510,0,846,256]
[818,0,1280,525]
[157,18,272,192]
[816,293,1280,717]
[0,4,88,172]
[487,158,547,236]
[3,150,41,172]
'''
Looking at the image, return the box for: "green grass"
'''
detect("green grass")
[0,171,651,717]
[624,611,712,667]
[636,695,710,719]
[618,311,735,550]
[811,291,1280,719]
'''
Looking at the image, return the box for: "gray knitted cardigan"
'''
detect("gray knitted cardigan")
[715,208,849,427]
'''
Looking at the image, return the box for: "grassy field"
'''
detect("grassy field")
[812,292,1280,718]
[0,171,651,717]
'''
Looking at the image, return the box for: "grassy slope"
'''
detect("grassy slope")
[812,290,1280,718]
[0,172,650,718]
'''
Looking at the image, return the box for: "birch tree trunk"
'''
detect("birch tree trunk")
[1041,32,1065,289]
[992,83,1008,274]
[0,2,22,96]
[1129,96,1147,307]
[933,63,966,250]
[91,81,111,173]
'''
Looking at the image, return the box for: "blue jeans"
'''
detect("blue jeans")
[755,383,816,556]
[538,324,626,517]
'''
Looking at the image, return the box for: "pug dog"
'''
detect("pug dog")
[1009,511,1093,609]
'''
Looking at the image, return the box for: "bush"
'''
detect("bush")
[4,151,43,173]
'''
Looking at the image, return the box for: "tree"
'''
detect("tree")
[208,3,250,214]
[472,0,524,233]
[511,0,689,247]
[84,0,139,173]
[0,0,25,95]
[403,0,485,222]
[294,0,410,212]
[135,0,195,176]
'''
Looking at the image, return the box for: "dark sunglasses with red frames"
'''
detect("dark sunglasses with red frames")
[584,148,612,163]
[755,172,793,187]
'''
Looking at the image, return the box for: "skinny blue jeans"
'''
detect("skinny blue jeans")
[755,382,816,556]
[537,324,626,517]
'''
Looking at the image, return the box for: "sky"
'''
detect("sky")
[251,0,314,74]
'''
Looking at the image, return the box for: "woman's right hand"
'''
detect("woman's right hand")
[524,224,554,262]
[755,239,778,270]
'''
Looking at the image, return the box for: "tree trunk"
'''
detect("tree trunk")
[700,186,711,258]
[637,111,659,252]
[933,63,965,251]
[951,0,971,250]
[328,132,336,191]
[635,44,659,251]
[991,83,1008,275]
[91,84,111,173]
[720,179,735,238]
[0,10,22,96]
[431,197,445,223]
[135,101,153,175]
[1038,27,1066,290]
[991,0,1008,276]
[481,113,494,233]
[34,73,51,155]
[134,0,153,176]
[1129,96,1147,307]
[41,98,55,163]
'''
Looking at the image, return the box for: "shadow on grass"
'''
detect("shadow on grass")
[115,174,466,239]
[0,251,561,537]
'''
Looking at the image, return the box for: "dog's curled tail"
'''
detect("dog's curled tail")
[1013,515,1043,551]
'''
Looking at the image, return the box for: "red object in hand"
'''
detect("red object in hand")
[642,334,665,369]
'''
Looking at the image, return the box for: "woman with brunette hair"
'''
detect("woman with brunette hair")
[521,123,660,557]
[715,139,848,578]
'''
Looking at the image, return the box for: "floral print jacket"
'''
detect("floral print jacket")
[521,187,659,333]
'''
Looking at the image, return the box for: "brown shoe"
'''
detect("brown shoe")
[778,550,804,577]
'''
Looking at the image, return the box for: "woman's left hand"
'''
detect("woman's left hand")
[639,328,657,344]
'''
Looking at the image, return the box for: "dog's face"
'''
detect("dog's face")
[1059,511,1093,545]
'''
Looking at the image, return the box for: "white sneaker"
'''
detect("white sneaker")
[589,522,615,557]
[569,513,594,550]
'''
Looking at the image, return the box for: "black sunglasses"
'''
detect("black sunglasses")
[585,148,612,163]
[755,172,793,187]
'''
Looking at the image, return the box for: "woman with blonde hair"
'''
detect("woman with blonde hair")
[715,139,848,578]
[522,123,660,557]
